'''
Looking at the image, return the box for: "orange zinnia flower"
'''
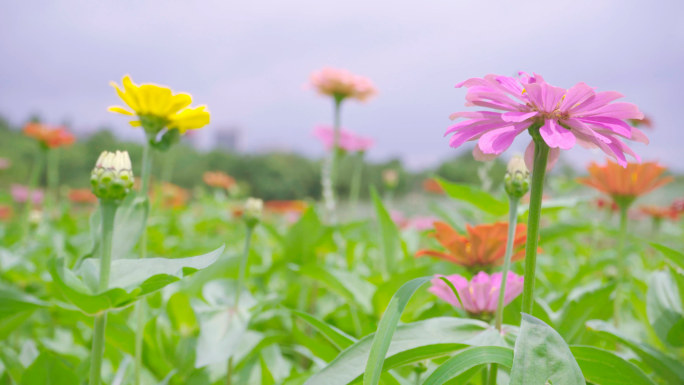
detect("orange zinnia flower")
[203,171,236,190]
[416,221,527,268]
[0,205,12,221]
[68,189,98,204]
[151,182,189,209]
[264,200,308,214]
[23,123,75,148]
[422,178,445,194]
[639,205,679,221]
[577,160,673,207]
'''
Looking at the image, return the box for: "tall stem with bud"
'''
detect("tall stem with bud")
[489,155,529,385]
[88,151,134,385]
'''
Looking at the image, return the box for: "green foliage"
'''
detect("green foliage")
[509,314,585,385]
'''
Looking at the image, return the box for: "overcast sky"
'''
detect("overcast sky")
[1,1,683,170]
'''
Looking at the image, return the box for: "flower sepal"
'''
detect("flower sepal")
[90,151,134,203]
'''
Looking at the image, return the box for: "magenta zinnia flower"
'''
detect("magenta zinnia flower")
[430,271,524,314]
[313,125,374,152]
[11,184,44,205]
[446,72,646,167]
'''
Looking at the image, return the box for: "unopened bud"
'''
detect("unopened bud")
[504,155,529,199]
[244,197,263,227]
[90,150,134,201]
[382,169,399,189]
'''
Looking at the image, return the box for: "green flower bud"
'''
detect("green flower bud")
[90,150,134,201]
[504,155,529,199]
[244,197,263,228]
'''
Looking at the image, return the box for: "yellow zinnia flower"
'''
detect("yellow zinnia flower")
[108,75,210,134]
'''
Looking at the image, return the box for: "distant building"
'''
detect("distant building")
[187,125,243,152]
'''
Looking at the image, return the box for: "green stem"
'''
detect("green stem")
[495,198,519,331]
[614,204,629,326]
[322,98,343,223]
[235,225,254,310]
[521,138,549,315]
[134,142,153,385]
[20,148,46,242]
[487,364,498,385]
[349,152,364,207]
[47,149,59,209]
[89,200,117,385]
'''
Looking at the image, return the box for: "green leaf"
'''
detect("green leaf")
[298,264,375,314]
[647,269,684,347]
[304,317,502,385]
[112,195,149,259]
[570,346,656,385]
[650,242,684,271]
[437,178,508,216]
[554,282,615,343]
[510,313,585,385]
[0,284,48,339]
[371,187,405,276]
[364,276,431,385]
[283,207,329,263]
[422,346,514,385]
[292,309,356,350]
[50,246,223,314]
[20,351,78,385]
[586,320,684,384]
[167,292,199,337]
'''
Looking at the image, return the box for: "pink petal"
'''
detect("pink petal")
[473,145,500,161]
[539,119,575,149]
[477,124,526,154]
[501,111,538,123]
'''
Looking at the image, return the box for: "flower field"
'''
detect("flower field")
[0,66,682,385]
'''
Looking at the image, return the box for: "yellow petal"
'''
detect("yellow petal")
[122,75,143,114]
[129,120,142,127]
[166,93,192,115]
[107,106,134,115]
[110,80,139,112]
[168,105,210,134]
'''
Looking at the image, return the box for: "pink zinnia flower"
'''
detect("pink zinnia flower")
[310,67,377,102]
[313,125,374,152]
[11,184,44,205]
[390,211,437,231]
[446,72,646,167]
[430,271,524,314]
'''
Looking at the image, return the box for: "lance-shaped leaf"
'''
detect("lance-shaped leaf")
[50,245,224,315]
[509,313,585,385]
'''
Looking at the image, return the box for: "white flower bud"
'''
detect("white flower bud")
[91,150,134,201]
[504,155,530,199]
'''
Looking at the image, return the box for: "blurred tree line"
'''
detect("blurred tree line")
[0,116,510,200]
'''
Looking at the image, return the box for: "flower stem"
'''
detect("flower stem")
[235,224,254,311]
[20,148,46,242]
[488,197,519,385]
[614,203,629,325]
[322,98,343,223]
[521,138,549,315]
[47,148,59,209]
[134,142,153,385]
[348,152,364,208]
[495,197,519,329]
[89,200,117,385]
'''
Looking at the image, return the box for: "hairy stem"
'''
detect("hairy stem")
[235,225,254,310]
[495,197,520,330]
[521,138,549,314]
[89,200,117,385]
[322,98,343,223]
[134,142,153,385]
